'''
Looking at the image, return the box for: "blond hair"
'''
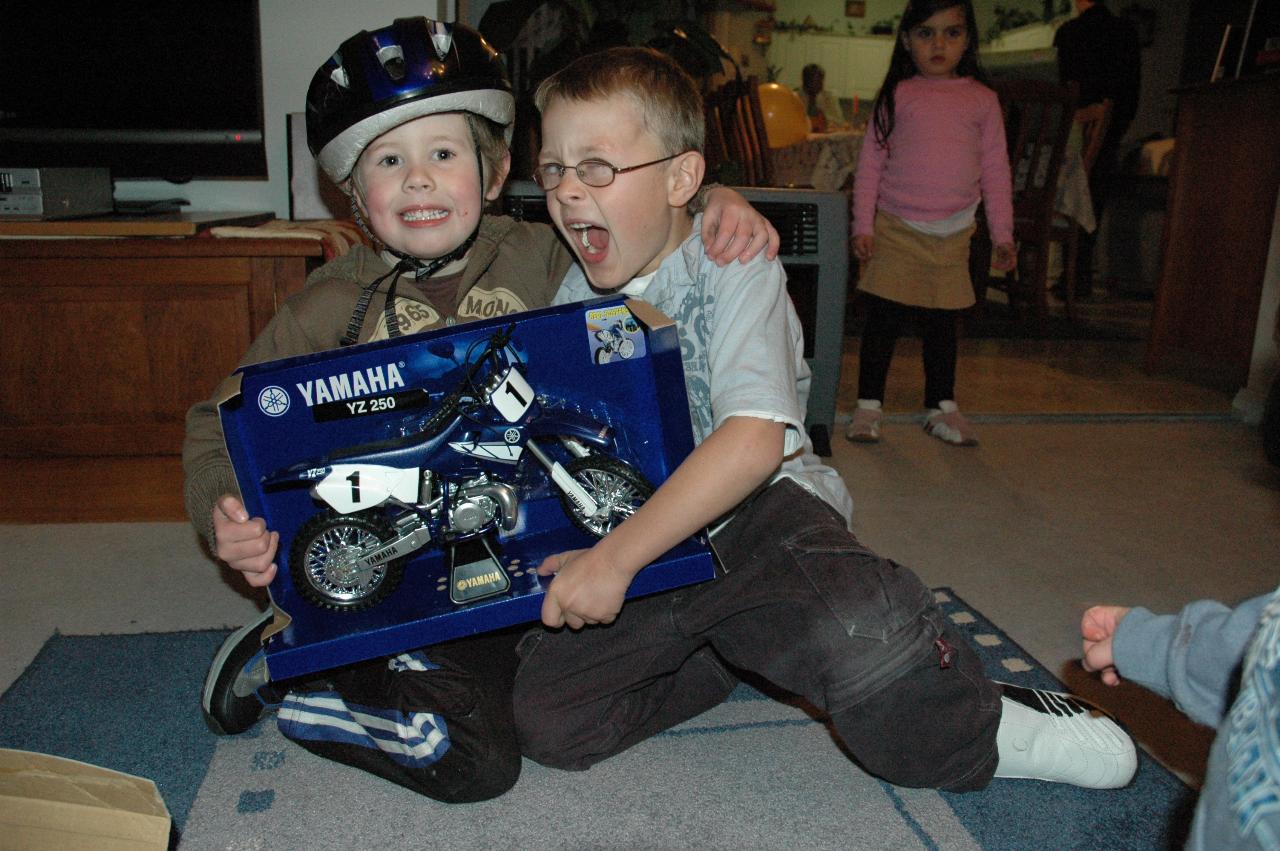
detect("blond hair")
[464,112,510,193]
[534,47,705,156]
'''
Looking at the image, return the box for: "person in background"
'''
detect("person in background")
[1053,0,1141,300]
[1081,586,1280,849]
[513,43,1138,796]
[846,0,1016,446]
[186,17,777,804]
[795,63,846,132]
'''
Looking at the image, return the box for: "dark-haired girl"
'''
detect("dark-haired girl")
[847,0,1015,446]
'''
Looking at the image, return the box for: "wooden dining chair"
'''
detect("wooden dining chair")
[704,76,772,186]
[979,79,1078,323]
[1048,99,1112,319]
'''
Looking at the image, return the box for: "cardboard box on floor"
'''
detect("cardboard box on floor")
[219,296,716,680]
[0,749,170,850]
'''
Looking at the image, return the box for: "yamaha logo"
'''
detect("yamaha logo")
[295,362,405,407]
[258,385,290,417]
[504,428,520,443]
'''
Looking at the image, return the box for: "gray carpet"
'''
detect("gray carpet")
[0,590,1191,850]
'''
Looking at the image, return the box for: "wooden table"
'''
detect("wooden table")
[0,233,323,456]
[769,130,866,192]
[0,210,274,237]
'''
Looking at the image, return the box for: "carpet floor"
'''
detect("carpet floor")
[3,419,1275,847]
[0,589,1191,850]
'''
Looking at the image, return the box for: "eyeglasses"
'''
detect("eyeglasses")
[532,152,688,191]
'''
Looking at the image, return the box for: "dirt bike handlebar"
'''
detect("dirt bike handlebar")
[418,325,517,436]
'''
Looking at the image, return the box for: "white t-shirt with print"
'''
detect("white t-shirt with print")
[553,214,854,524]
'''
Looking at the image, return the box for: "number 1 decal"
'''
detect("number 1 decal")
[347,470,361,504]
[501,381,528,409]
[492,368,535,422]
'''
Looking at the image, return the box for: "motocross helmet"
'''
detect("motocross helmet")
[306,17,514,186]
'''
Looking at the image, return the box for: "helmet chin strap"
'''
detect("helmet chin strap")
[342,143,489,346]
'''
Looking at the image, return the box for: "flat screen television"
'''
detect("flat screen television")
[0,0,268,182]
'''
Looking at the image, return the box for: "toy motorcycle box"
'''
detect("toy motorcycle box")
[218,297,716,680]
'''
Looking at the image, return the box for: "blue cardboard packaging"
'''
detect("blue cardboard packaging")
[218,297,715,679]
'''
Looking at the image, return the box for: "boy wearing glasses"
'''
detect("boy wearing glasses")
[513,46,1140,794]
[186,18,777,804]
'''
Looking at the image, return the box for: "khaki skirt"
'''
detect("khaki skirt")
[856,211,976,310]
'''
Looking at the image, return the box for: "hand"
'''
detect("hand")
[992,241,1017,273]
[853,234,874,263]
[1081,604,1132,686]
[536,548,630,630]
[701,189,781,265]
[212,494,279,588]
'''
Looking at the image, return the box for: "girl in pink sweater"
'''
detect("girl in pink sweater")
[846,0,1015,446]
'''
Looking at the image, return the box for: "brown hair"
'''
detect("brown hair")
[534,47,705,155]
[871,0,988,146]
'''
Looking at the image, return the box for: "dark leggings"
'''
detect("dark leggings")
[856,293,960,409]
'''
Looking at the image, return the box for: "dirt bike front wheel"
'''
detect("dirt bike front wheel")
[289,510,405,611]
[559,456,654,538]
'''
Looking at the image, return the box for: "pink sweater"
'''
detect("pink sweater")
[852,76,1014,245]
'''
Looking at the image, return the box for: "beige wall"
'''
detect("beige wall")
[715,0,1188,147]
[766,0,1045,37]
[717,0,1044,82]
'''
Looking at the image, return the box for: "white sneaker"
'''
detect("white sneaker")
[846,406,882,443]
[924,400,978,446]
[993,683,1137,789]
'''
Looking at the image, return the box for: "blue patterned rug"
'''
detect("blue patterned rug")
[0,589,1192,849]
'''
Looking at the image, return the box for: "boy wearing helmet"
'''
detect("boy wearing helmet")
[185,18,777,803]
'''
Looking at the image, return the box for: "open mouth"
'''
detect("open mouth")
[568,222,610,259]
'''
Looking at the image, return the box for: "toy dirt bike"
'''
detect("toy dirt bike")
[263,325,653,611]
[593,319,638,364]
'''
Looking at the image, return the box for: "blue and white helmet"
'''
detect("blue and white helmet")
[305,18,514,186]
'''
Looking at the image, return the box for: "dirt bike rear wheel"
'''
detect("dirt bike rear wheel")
[558,456,654,537]
[289,510,405,611]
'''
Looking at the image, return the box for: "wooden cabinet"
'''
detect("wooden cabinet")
[1147,76,1280,390]
[0,237,323,456]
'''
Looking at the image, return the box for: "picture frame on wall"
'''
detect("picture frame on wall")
[845,1,866,17]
